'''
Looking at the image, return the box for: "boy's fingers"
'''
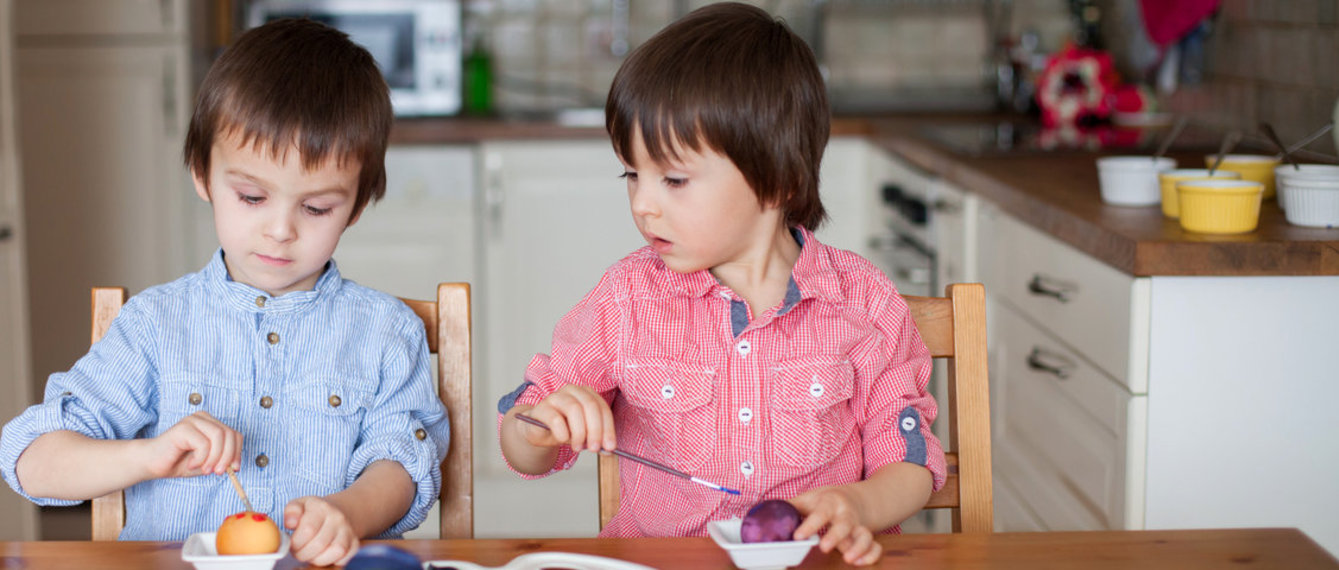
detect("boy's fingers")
[599,399,617,450]
[821,520,853,553]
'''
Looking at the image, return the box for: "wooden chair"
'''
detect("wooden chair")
[90,283,474,540]
[597,282,993,533]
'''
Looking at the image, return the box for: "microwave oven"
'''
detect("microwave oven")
[246,0,462,117]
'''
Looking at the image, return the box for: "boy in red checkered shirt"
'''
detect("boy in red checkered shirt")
[499,2,946,564]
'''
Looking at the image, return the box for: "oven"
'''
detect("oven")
[867,162,938,299]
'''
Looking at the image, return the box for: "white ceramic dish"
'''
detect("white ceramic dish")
[1278,177,1339,228]
[707,518,819,570]
[181,531,290,570]
[1096,156,1176,206]
[424,552,657,570]
[1275,164,1339,211]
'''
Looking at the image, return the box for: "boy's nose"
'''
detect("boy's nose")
[628,186,658,217]
[265,212,297,242]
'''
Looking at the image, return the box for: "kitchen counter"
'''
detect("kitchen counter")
[389,114,1339,276]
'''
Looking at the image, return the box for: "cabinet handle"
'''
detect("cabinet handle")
[1027,273,1074,303]
[1026,346,1074,379]
[0,225,11,241]
[483,152,504,242]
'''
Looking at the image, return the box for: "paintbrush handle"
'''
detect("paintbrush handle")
[514,413,691,480]
[226,468,254,513]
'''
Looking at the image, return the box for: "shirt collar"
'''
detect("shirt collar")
[203,249,342,314]
[664,226,846,306]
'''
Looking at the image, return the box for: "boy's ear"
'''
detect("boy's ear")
[191,168,212,203]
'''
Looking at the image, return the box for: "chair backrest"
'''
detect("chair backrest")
[597,282,993,533]
[400,282,473,539]
[90,283,474,540]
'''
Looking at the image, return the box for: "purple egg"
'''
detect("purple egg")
[740,499,802,543]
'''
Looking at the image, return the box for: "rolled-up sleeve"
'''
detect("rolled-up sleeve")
[0,299,159,505]
[346,313,449,537]
[856,290,947,492]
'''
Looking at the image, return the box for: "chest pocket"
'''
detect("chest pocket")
[159,375,243,435]
[768,356,856,468]
[284,375,374,492]
[619,359,716,472]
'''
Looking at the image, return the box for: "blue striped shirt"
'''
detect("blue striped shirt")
[0,250,450,539]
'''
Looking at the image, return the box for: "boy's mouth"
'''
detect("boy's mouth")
[649,237,672,254]
[256,253,291,266]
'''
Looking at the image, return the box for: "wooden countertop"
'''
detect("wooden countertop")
[389,114,1339,276]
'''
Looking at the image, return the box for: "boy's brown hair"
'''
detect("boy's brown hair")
[183,18,392,222]
[605,2,829,231]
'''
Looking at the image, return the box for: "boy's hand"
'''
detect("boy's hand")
[284,496,359,567]
[143,411,242,479]
[515,385,616,452]
[790,485,882,566]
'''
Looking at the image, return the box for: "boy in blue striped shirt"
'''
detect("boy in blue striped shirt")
[0,19,449,566]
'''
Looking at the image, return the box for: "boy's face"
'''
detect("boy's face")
[192,130,362,297]
[619,130,784,274]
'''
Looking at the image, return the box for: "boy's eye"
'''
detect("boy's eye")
[238,193,263,205]
[304,205,333,216]
[618,171,637,182]
[663,177,687,188]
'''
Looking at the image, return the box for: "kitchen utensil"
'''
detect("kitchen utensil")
[1207,130,1242,175]
[1158,168,1240,218]
[707,518,819,570]
[1096,156,1176,206]
[1203,154,1280,199]
[1153,116,1189,161]
[181,532,289,570]
[514,413,741,495]
[426,552,658,570]
[1259,122,1299,171]
[226,468,254,513]
[1177,179,1264,234]
[1280,122,1334,158]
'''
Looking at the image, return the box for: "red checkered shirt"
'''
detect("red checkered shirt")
[500,227,946,537]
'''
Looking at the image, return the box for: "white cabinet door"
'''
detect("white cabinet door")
[16,0,185,36]
[0,0,37,541]
[476,139,642,538]
[17,42,194,403]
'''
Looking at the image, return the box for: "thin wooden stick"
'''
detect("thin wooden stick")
[226,468,255,513]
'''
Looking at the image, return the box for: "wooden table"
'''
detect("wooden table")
[2,528,1335,569]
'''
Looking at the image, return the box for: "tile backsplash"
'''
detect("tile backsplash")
[465,0,1071,114]
[1165,0,1339,157]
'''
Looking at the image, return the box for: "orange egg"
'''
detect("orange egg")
[215,511,281,555]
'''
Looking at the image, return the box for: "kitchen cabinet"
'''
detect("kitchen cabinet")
[475,139,642,537]
[975,200,1339,555]
[15,0,198,409]
[0,0,38,542]
[333,145,477,540]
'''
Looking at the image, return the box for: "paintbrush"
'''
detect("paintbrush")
[226,467,255,513]
[515,413,741,496]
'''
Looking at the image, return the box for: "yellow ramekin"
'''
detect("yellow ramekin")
[1204,154,1280,199]
[1177,179,1264,234]
[1158,169,1241,218]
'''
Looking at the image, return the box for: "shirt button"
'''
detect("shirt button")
[266,332,279,345]
[328,394,342,408]
[738,407,753,424]
[415,428,427,441]
[810,382,825,398]
[719,291,730,299]
[188,392,203,405]
[740,461,754,476]
[259,396,273,409]
[254,454,269,468]
[736,340,751,356]
[255,296,266,308]
[61,391,72,397]
[661,385,675,399]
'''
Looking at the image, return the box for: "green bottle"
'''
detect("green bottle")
[463,35,493,116]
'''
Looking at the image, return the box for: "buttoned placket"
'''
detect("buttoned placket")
[254,305,281,480]
[723,289,760,485]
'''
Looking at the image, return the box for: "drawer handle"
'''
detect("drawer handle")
[1026,347,1074,379]
[1028,274,1075,303]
